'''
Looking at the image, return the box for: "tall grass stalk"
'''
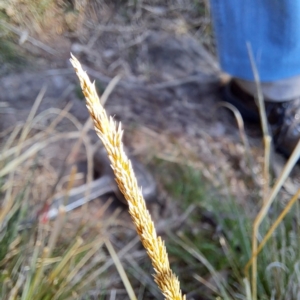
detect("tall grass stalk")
[105,239,137,300]
[70,54,185,300]
[261,186,300,248]
[246,43,300,300]
[247,43,271,300]
[247,42,271,191]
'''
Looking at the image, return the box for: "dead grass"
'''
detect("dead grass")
[0,83,163,299]
[71,54,185,300]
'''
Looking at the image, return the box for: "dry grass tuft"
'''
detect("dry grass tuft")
[0,96,131,299]
[70,54,185,300]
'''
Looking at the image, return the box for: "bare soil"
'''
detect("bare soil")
[2,25,299,209]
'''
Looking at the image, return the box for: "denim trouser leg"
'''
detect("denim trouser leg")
[210,0,300,100]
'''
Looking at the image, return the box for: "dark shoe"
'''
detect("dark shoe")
[222,80,300,157]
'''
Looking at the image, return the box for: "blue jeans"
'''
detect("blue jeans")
[210,0,300,82]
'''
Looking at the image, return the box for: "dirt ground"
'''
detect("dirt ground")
[0,34,245,199]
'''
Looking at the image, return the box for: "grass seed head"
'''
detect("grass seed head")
[70,54,185,300]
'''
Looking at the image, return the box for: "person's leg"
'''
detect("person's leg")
[210,0,300,82]
[210,0,300,156]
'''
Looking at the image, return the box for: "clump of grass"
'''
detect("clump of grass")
[0,139,108,299]
[0,86,145,299]
[70,54,185,300]
[155,160,300,299]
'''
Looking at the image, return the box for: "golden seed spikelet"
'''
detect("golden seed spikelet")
[70,54,185,300]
